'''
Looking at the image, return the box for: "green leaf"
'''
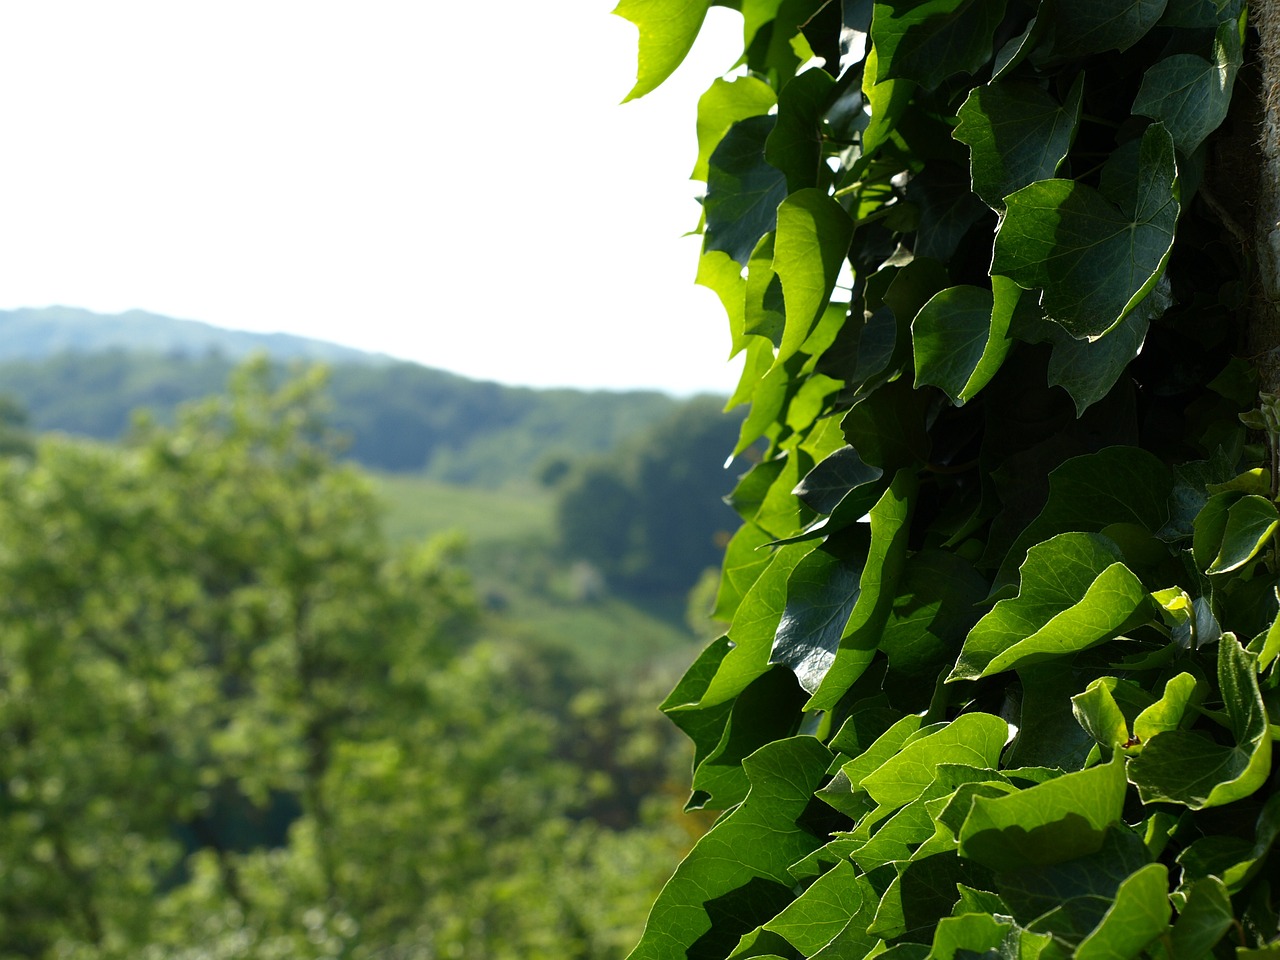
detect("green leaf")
[1000,446,1173,585]
[992,123,1179,340]
[953,77,1083,211]
[1132,672,1199,742]
[1169,877,1234,960]
[794,445,884,516]
[770,538,867,695]
[860,44,914,159]
[959,757,1127,872]
[626,737,834,960]
[691,667,812,808]
[715,523,779,622]
[861,712,1008,810]
[807,469,916,709]
[997,827,1153,941]
[1206,494,1280,574]
[694,76,779,181]
[762,860,865,954]
[695,541,817,707]
[1133,19,1242,154]
[766,68,837,192]
[1127,637,1272,808]
[1073,863,1171,960]
[928,912,1012,959]
[706,115,790,266]
[745,233,786,347]
[870,0,1009,91]
[1042,0,1169,59]
[950,533,1153,681]
[1071,678,1134,750]
[773,189,856,367]
[911,278,1019,405]
[614,0,713,101]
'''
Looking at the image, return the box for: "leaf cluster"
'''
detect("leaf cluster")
[618,0,1278,957]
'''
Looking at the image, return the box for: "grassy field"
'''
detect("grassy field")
[369,471,702,675]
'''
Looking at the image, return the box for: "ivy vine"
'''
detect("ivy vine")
[618,0,1278,957]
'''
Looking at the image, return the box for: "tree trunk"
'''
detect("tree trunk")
[1250,1,1280,392]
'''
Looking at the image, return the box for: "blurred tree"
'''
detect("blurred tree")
[0,361,686,959]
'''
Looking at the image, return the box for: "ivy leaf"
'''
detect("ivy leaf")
[951,533,1152,681]
[996,827,1153,942]
[860,712,1008,809]
[1041,0,1169,59]
[953,76,1083,211]
[773,189,856,367]
[691,667,812,808]
[959,757,1128,872]
[694,541,817,708]
[714,523,778,622]
[1127,637,1272,809]
[869,0,1009,91]
[1132,672,1199,741]
[911,276,1019,405]
[860,44,913,160]
[761,860,865,954]
[625,737,834,960]
[992,122,1179,340]
[770,537,867,694]
[766,68,838,192]
[793,445,884,516]
[706,115,789,266]
[1000,446,1173,585]
[694,76,779,181]
[927,912,1012,959]
[1205,495,1280,574]
[1133,19,1242,154]
[807,469,916,709]
[1168,877,1234,959]
[614,0,713,101]
[1073,863,1171,960]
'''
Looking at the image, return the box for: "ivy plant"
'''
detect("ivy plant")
[618,0,1279,957]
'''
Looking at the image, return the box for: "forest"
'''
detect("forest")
[0,355,743,959]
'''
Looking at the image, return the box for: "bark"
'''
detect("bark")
[1251,1,1280,392]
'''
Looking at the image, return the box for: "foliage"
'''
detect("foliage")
[621,1,1279,958]
[554,396,745,598]
[0,362,689,959]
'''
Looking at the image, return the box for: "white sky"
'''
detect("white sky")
[0,2,746,394]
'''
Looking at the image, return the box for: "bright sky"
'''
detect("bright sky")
[0,3,746,394]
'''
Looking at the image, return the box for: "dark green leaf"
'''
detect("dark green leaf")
[870,0,1009,91]
[794,445,884,516]
[911,279,1021,405]
[706,115,790,266]
[808,469,916,709]
[1041,0,1169,59]
[1169,877,1234,959]
[766,68,838,192]
[954,77,1083,211]
[1133,20,1242,154]
[992,123,1179,340]
[771,538,867,694]
[695,76,779,181]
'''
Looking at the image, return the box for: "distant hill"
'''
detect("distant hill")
[0,306,390,366]
[0,307,692,486]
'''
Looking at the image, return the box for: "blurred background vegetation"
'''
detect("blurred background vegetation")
[0,309,743,959]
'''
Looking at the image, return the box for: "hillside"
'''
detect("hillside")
[0,305,389,365]
[0,307,690,485]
